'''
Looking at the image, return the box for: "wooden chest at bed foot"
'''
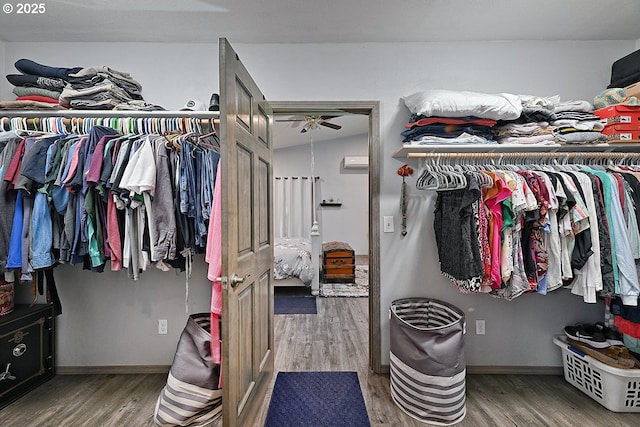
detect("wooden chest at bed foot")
[322,241,355,283]
[0,304,55,410]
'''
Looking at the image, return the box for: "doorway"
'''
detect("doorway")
[270,101,381,373]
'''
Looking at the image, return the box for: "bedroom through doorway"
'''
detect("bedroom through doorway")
[271,101,381,372]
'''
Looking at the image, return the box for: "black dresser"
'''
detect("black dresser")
[0,304,55,409]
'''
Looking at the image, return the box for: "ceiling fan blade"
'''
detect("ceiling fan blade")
[275,118,302,128]
[320,115,340,120]
[320,121,342,130]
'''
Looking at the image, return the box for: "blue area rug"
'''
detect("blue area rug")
[274,296,317,314]
[264,371,370,427]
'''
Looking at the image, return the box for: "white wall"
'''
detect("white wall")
[234,40,637,368]
[14,261,212,366]
[274,133,369,254]
[0,41,4,83]
[2,40,637,369]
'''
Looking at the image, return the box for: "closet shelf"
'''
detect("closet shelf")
[392,143,640,159]
[0,109,220,119]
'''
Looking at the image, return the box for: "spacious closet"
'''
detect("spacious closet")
[2,2,640,424]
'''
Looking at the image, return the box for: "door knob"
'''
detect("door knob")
[230,273,245,288]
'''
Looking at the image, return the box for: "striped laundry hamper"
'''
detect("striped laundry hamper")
[154,314,222,426]
[390,298,466,425]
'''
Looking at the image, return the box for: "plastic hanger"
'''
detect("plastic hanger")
[416,159,436,190]
[164,132,183,151]
[197,130,220,150]
[442,163,466,190]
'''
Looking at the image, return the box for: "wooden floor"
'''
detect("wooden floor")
[2,297,640,426]
[0,372,166,426]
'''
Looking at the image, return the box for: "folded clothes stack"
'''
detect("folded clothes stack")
[401,114,497,145]
[492,95,606,145]
[551,100,605,145]
[400,91,610,146]
[3,58,164,111]
[400,89,528,145]
[61,65,146,110]
[492,95,557,145]
[492,121,555,145]
[2,58,82,109]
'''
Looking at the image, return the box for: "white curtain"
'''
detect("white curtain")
[274,177,314,238]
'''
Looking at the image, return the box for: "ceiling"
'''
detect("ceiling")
[1,0,638,148]
[273,114,369,149]
[0,0,639,44]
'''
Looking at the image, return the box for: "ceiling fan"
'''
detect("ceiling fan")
[276,115,342,133]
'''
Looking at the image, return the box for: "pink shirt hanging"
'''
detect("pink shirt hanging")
[206,166,223,377]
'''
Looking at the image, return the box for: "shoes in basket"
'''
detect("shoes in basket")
[566,337,637,369]
[563,324,610,349]
[593,322,625,346]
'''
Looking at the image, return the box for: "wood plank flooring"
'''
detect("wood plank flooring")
[2,296,640,426]
[259,297,640,427]
[0,372,166,426]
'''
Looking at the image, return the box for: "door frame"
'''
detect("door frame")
[270,100,382,373]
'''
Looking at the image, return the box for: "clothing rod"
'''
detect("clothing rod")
[0,117,217,127]
[275,176,320,180]
[407,151,640,160]
[0,110,220,120]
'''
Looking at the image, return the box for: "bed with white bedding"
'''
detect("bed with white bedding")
[274,237,315,287]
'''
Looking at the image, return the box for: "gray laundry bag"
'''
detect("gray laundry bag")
[390,298,466,425]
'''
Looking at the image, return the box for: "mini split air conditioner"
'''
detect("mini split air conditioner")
[343,156,368,169]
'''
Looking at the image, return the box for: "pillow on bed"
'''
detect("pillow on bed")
[402,89,523,120]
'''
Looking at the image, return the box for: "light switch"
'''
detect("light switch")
[383,216,394,233]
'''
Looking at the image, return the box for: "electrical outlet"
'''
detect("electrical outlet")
[158,319,168,335]
[475,319,485,335]
[383,216,394,233]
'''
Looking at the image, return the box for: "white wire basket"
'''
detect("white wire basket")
[553,335,640,412]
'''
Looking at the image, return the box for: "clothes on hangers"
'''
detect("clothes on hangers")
[433,173,484,282]
[0,122,221,284]
[207,165,223,386]
[427,159,640,305]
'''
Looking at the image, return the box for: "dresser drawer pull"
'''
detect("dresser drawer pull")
[13,343,27,357]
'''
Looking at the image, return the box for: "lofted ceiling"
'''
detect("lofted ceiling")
[0,0,638,44]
